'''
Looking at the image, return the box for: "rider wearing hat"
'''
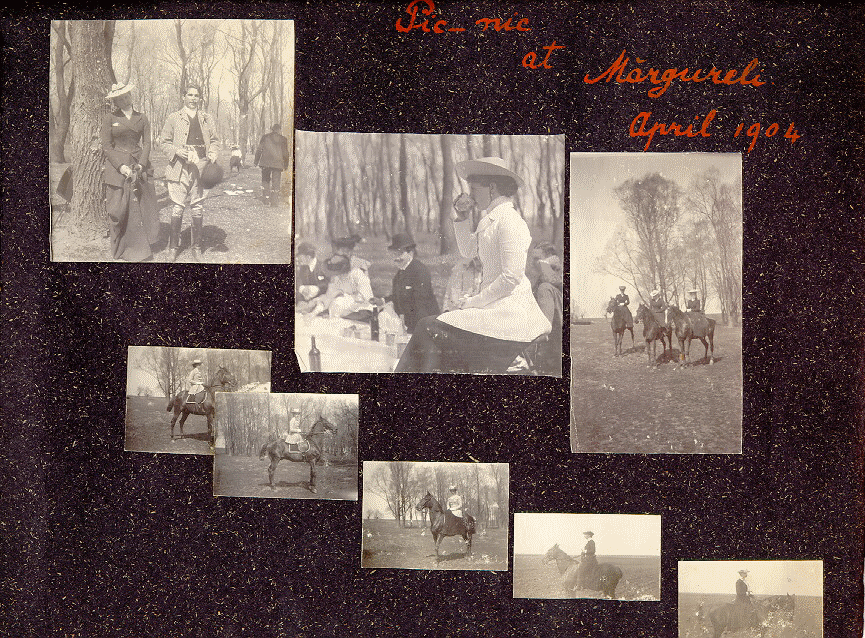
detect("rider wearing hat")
[185,359,204,403]
[614,285,634,329]
[686,289,702,313]
[446,485,471,529]
[395,157,551,373]
[735,570,753,604]
[378,232,440,333]
[577,530,598,589]
[649,288,666,326]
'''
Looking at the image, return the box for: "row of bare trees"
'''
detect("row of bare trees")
[366,462,508,529]
[218,393,359,459]
[295,133,564,255]
[50,19,293,222]
[131,346,271,399]
[597,167,742,325]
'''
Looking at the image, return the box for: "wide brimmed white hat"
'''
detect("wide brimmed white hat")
[455,156,523,188]
[688,289,698,294]
[192,359,202,365]
[106,83,134,100]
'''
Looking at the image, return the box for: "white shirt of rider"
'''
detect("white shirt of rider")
[447,493,463,516]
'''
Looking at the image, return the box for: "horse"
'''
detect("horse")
[634,302,671,365]
[166,366,236,440]
[666,305,716,366]
[605,297,635,356]
[415,491,475,561]
[543,544,623,599]
[707,599,769,638]
[258,416,337,494]
[763,593,795,614]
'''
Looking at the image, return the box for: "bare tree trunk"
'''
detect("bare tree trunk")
[398,133,410,235]
[68,20,114,224]
[51,21,74,164]
[439,135,454,254]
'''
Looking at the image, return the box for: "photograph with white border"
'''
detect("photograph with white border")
[124,345,270,454]
[213,393,358,501]
[513,512,661,600]
[570,152,742,454]
[361,461,509,571]
[678,560,823,638]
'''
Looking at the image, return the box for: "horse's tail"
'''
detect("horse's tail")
[258,443,270,460]
[166,396,175,412]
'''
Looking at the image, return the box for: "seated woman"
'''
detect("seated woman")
[309,254,374,319]
[443,256,482,312]
[395,157,551,373]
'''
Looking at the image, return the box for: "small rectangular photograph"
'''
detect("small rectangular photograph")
[294,132,564,376]
[124,346,271,454]
[513,513,661,600]
[361,461,509,570]
[569,152,743,454]
[50,19,294,263]
[678,560,823,638]
[213,393,358,500]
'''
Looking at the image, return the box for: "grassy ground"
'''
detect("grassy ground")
[513,554,661,600]
[50,151,292,263]
[678,592,822,637]
[213,453,358,501]
[124,395,212,455]
[360,518,509,571]
[570,318,743,454]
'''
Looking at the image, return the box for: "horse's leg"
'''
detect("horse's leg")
[629,327,634,348]
[464,532,472,556]
[178,410,189,437]
[708,330,715,364]
[308,458,317,494]
[267,457,278,489]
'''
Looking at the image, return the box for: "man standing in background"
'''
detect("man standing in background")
[254,123,290,206]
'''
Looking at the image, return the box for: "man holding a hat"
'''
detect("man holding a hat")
[614,285,634,329]
[159,84,220,261]
[379,233,440,333]
[395,157,551,373]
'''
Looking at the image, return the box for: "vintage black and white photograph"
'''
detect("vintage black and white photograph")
[294,132,564,375]
[678,560,823,638]
[512,513,661,600]
[124,346,271,454]
[569,152,743,454]
[361,461,509,570]
[49,19,294,263]
[213,393,358,500]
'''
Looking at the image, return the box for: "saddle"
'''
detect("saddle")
[283,432,311,454]
[687,313,710,336]
[185,390,206,405]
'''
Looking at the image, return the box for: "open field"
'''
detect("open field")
[360,518,508,571]
[570,318,742,454]
[124,395,212,455]
[678,592,822,637]
[213,454,357,501]
[513,554,660,600]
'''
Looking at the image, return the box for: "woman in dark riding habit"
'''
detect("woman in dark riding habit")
[395,157,551,373]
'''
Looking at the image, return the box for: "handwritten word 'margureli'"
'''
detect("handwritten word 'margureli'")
[585,50,766,98]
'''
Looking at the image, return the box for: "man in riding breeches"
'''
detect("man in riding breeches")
[159,85,220,261]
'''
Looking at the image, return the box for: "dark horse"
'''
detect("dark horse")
[258,416,337,494]
[543,544,623,599]
[666,305,716,366]
[605,297,635,356]
[635,302,671,366]
[415,491,475,561]
[707,599,769,638]
[166,366,236,440]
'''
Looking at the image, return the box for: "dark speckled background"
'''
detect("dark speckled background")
[2,3,863,636]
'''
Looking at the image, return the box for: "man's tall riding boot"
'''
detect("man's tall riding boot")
[169,214,183,262]
[191,216,203,261]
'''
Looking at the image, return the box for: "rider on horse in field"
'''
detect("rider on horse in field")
[614,286,634,329]
[577,530,598,589]
[649,289,667,326]
[685,289,710,333]
[447,485,472,530]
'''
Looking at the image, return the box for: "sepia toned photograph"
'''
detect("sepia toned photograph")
[124,346,271,454]
[361,461,509,570]
[294,132,564,376]
[512,513,661,600]
[570,152,743,454]
[50,19,294,263]
[678,560,823,638]
[213,393,358,500]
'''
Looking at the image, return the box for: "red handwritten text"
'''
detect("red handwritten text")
[630,110,717,151]
[476,13,531,32]
[734,121,801,152]
[522,41,565,70]
[586,50,766,98]
[395,0,465,33]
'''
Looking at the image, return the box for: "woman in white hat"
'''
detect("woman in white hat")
[395,157,552,373]
[686,289,702,313]
[101,82,160,261]
[185,359,205,402]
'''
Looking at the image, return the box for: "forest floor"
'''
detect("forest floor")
[49,151,292,263]
[513,554,661,600]
[214,454,358,501]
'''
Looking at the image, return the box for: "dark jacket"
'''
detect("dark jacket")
[296,261,329,302]
[388,258,440,333]
[686,297,702,312]
[101,110,151,188]
[254,131,290,170]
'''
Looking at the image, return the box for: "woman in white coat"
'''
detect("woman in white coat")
[395,157,551,373]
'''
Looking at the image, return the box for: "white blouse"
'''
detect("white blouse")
[437,198,551,342]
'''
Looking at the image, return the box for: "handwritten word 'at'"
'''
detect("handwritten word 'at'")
[586,50,766,98]
[395,0,531,34]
